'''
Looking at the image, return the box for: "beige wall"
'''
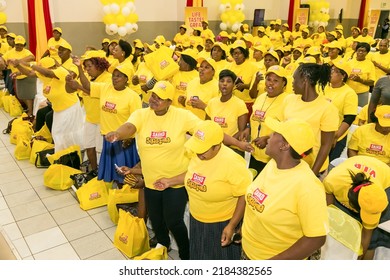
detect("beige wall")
[1,0,387,55]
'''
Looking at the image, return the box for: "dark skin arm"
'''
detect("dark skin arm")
[269,236,326,260]
[347,148,358,158]
[312,131,335,176]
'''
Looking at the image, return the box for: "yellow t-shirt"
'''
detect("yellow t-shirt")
[354,104,369,125]
[185,77,219,120]
[2,48,34,79]
[348,123,390,164]
[228,59,259,103]
[250,91,290,163]
[61,57,79,78]
[83,71,111,124]
[205,95,248,137]
[173,33,190,45]
[90,82,141,135]
[268,30,284,49]
[185,145,252,223]
[371,51,390,81]
[170,69,199,108]
[45,67,79,112]
[280,94,339,172]
[189,35,203,48]
[323,83,358,140]
[200,28,215,43]
[108,57,134,75]
[127,106,202,189]
[253,36,272,51]
[213,59,230,77]
[346,59,376,94]
[293,37,314,48]
[242,159,328,260]
[323,155,390,229]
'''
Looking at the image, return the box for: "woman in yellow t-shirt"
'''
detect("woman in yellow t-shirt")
[323,155,390,259]
[323,59,358,161]
[155,121,252,260]
[68,59,141,185]
[241,118,328,259]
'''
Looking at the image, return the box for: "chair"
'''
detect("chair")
[320,205,362,260]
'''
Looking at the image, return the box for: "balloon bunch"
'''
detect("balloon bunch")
[219,0,245,32]
[308,0,330,28]
[0,0,7,25]
[101,0,139,37]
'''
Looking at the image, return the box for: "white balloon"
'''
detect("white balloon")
[0,0,6,12]
[103,5,111,14]
[126,2,135,12]
[109,23,118,33]
[220,22,227,31]
[122,6,131,16]
[231,23,240,32]
[105,25,115,35]
[118,26,127,37]
[125,22,133,33]
[132,23,138,33]
[110,3,120,14]
[219,4,226,13]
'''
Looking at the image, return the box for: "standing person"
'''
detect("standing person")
[323,155,390,259]
[346,42,376,107]
[323,59,358,161]
[1,35,36,118]
[107,39,134,75]
[280,63,339,177]
[241,118,328,259]
[41,27,69,63]
[67,58,141,186]
[381,18,389,39]
[154,120,252,260]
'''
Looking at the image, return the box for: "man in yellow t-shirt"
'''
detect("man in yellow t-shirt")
[371,39,390,80]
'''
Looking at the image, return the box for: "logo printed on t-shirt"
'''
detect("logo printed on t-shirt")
[253,188,268,204]
[252,110,266,122]
[214,116,228,128]
[353,163,376,178]
[104,101,116,110]
[150,131,167,139]
[187,173,207,192]
[369,144,383,152]
[246,188,267,213]
[191,173,206,185]
[146,131,171,145]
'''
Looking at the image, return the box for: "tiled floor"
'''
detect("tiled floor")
[0,108,179,260]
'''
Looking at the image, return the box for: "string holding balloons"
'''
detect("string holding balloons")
[219,0,245,33]
[0,0,7,25]
[307,0,330,29]
[101,0,139,37]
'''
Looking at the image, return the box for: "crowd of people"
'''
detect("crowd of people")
[0,17,390,260]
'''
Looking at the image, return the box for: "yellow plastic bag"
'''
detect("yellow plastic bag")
[76,178,109,211]
[10,116,33,145]
[33,124,53,143]
[30,139,55,165]
[107,184,139,224]
[0,88,9,108]
[9,95,24,117]
[2,94,11,112]
[133,245,168,260]
[47,145,82,169]
[144,46,179,81]
[43,164,83,190]
[114,209,150,258]
[14,137,32,160]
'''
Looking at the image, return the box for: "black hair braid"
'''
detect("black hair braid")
[347,169,372,212]
[297,63,331,92]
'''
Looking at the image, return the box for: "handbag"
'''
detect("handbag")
[0,88,9,108]
[75,177,109,211]
[35,148,55,168]
[30,139,55,167]
[9,95,24,117]
[47,145,82,170]
[70,169,98,189]
[114,209,150,258]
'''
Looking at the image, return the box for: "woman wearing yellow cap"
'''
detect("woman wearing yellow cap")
[323,155,390,259]
[323,59,358,161]
[347,105,390,165]
[41,27,70,64]
[241,118,328,259]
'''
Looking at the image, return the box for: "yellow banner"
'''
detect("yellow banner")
[185,7,207,31]
[295,8,309,26]
[367,10,381,37]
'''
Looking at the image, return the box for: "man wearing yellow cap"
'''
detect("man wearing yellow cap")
[41,27,71,64]
[371,38,390,80]
[323,155,390,259]
[268,19,284,49]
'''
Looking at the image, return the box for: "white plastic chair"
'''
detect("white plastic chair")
[320,205,362,260]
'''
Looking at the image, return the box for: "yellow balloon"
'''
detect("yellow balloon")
[100,0,110,5]
[221,13,229,22]
[0,12,7,25]
[103,14,115,25]
[116,14,126,26]
[126,13,139,23]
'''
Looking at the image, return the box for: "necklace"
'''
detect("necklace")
[253,94,280,137]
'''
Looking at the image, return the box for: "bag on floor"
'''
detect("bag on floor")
[10,117,34,145]
[30,139,55,167]
[9,95,24,117]
[2,94,11,113]
[14,137,32,160]
[114,209,150,258]
[43,163,83,190]
[133,245,168,260]
[70,169,98,189]
[33,124,53,143]
[0,88,9,108]
[107,184,139,224]
[75,177,109,211]
[47,145,82,170]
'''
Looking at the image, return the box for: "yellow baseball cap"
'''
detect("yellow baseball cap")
[335,24,344,31]
[306,46,321,56]
[149,80,174,100]
[133,39,143,49]
[6,33,16,39]
[115,64,133,78]
[253,45,267,54]
[265,117,315,155]
[230,39,246,50]
[154,35,166,45]
[326,40,342,50]
[358,183,388,225]
[15,35,26,45]
[242,23,249,32]
[301,28,310,34]
[351,26,361,33]
[331,59,352,76]
[275,19,282,25]
[56,40,72,51]
[102,38,110,44]
[0,25,7,32]
[38,57,56,68]
[53,27,62,34]
[197,57,217,71]
[258,26,266,33]
[242,33,254,44]
[301,56,316,64]
[375,105,390,127]
[219,31,230,38]
[328,31,338,38]
[264,50,280,61]
[185,120,224,154]
[81,50,106,60]
[282,23,289,28]
[265,65,288,79]
[178,48,198,62]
